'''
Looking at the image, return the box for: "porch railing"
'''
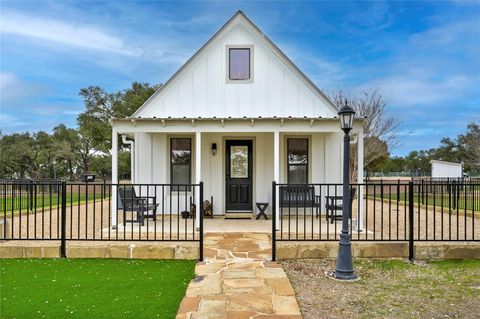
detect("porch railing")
[271,180,479,260]
[0,181,204,261]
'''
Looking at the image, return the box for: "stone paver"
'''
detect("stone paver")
[176,233,302,319]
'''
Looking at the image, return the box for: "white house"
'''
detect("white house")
[430,160,463,178]
[110,11,364,228]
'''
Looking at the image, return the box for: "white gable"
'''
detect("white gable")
[133,12,337,119]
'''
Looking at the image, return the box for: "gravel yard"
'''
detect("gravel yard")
[3,197,478,241]
[282,259,480,319]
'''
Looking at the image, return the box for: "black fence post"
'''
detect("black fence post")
[199,182,204,262]
[408,181,414,262]
[452,180,457,209]
[60,180,67,258]
[421,179,425,205]
[29,179,34,211]
[272,181,276,262]
[103,179,107,200]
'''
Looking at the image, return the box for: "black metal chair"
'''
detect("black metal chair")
[325,187,356,223]
[118,186,158,226]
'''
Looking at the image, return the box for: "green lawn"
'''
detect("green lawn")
[0,259,195,319]
[0,193,108,215]
[368,192,480,212]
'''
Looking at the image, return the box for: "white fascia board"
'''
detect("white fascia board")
[111,119,351,134]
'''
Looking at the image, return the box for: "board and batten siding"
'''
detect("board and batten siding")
[135,22,336,119]
[133,132,342,215]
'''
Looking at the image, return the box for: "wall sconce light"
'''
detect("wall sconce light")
[211,143,217,156]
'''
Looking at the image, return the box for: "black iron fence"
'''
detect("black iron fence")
[1,181,204,261]
[271,180,479,260]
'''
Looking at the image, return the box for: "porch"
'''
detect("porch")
[104,215,366,240]
[111,117,365,229]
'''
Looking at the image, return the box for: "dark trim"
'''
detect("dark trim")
[225,139,253,212]
[287,138,309,184]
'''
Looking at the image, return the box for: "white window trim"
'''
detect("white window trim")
[225,45,254,84]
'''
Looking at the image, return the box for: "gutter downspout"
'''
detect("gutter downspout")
[121,135,135,184]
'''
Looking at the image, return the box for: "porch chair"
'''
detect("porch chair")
[279,185,322,217]
[117,186,158,226]
[325,187,356,224]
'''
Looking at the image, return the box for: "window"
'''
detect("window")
[228,47,252,81]
[170,138,191,190]
[287,139,308,184]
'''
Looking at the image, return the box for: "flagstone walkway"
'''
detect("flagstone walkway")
[176,233,302,319]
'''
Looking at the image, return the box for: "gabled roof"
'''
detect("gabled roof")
[132,10,339,118]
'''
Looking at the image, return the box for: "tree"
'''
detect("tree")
[404,149,433,174]
[76,82,160,176]
[329,90,399,180]
[0,132,36,178]
[52,124,81,180]
[458,122,480,172]
[78,82,159,152]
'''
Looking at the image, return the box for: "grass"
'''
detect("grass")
[0,258,195,319]
[283,259,480,319]
[0,193,108,215]
[368,191,480,212]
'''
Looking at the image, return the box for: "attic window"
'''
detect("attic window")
[227,45,253,82]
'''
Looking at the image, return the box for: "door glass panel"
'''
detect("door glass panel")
[230,145,248,178]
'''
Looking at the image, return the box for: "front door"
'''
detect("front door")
[225,140,253,212]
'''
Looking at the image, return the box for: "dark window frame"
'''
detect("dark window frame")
[228,48,251,81]
[287,138,309,184]
[170,138,192,191]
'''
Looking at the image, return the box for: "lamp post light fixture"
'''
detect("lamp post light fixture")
[334,100,358,280]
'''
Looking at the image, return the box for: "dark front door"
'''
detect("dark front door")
[225,140,253,211]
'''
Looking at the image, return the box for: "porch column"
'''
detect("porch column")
[357,130,364,231]
[111,129,118,228]
[274,131,280,230]
[195,131,201,229]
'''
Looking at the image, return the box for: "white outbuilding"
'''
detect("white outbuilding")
[430,160,463,178]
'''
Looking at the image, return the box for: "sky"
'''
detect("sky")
[0,1,479,156]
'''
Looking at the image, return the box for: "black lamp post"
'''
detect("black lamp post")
[334,100,358,280]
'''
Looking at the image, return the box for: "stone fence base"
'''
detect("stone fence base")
[277,242,480,260]
[0,241,199,259]
[1,241,478,260]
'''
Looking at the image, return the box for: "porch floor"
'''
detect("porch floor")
[104,216,368,240]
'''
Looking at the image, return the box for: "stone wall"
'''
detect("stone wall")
[277,242,480,260]
[0,242,199,259]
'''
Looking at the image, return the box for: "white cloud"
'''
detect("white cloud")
[279,43,344,89]
[356,16,480,107]
[0,12,140,56]
[0,72,46,105]
[410,19,480,50]
[363,74,474,106]
[0,113,28,128]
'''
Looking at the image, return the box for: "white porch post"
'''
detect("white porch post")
[111,129,118,228]
[195,131,202,229]
[357,130,364,231]
[274,131,280,230]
